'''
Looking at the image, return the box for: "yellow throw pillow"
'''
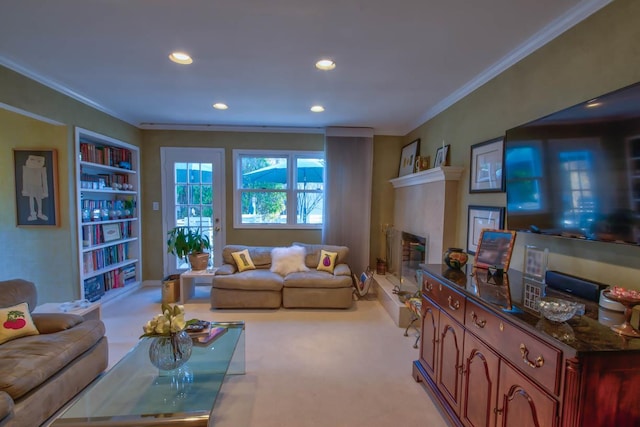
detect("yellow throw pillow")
[232,249,256,272]
[0,302,39,344]
[317,249,338,273]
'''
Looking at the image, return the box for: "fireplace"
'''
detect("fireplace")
[386,227,427,293]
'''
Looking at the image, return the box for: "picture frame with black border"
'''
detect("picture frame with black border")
[398,138,420,177]
[13,148,59,227]
[523,245,548,281]
[474,229,516,271]
[469,137,504,193]
[466,205,505,255]
[434,144,450,167]
[102,223,122,242]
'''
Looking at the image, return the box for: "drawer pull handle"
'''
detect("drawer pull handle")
[425,282,433,292]
[519,343,544,368]
[470,311,486,328]
[493,408,503,415]
[447,295,460,311]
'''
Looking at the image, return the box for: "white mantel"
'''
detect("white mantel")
[389,166,464,188]
[390,165,463,264]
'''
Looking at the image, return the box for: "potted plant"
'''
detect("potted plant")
[167,227,211,271]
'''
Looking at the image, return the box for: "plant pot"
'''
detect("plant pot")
[188,253,209,271]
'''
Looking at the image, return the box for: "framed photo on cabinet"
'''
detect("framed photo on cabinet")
[474,229,516,271]
[466,205,505,255]
[398,138,420,177]
[13,148,59,227]
[469,137,504,193]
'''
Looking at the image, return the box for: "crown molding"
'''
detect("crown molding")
[406,0,613,134]
[138,123,326,134]
[389,166,464,188]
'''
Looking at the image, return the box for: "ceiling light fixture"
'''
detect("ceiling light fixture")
[310,105,325,112]
[315,59,336,71]
[169,52,193,65]
[213,103,228,110]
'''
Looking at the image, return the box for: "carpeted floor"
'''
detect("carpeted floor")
[101,285,449,427]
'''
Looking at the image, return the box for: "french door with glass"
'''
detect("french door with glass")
[161,147,224,275]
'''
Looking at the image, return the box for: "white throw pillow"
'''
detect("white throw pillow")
[270,246,310,276]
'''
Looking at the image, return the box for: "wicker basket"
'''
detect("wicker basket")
[188,252,210,271]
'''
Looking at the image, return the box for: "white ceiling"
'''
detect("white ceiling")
[0,0,611,135]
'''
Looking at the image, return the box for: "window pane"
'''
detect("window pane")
[296,158,324,190]
[297,192,324,224]
[188,163,201,184]
[201,163,212,184]
[201,185,212,204]
[175,163,187,183]
[189,186,201,204]
[176,185,188,205]
[241,156,287,189]
[240,191,287,223]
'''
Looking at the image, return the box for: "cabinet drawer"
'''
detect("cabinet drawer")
[465,298,561,395]
[434,282,466,324]
[422,276,439,300]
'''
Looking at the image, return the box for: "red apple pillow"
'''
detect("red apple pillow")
[0,302,39,344]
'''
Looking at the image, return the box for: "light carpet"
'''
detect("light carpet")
[101,285,449,427]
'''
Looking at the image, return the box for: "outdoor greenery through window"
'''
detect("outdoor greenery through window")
[235,150,324,227]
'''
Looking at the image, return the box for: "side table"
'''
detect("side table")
[180,268,217,303]
[33,301,102,321]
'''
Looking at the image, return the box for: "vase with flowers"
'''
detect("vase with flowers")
[141,303,196,371]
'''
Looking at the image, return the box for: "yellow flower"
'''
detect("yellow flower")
[140,304,192,338]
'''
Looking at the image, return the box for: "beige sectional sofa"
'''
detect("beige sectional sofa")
[211,243,354,309]
[0,279,108,426]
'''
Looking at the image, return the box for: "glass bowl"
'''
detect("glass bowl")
[537,297,579,322]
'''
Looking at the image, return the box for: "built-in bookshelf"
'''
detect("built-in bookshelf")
[74,128,141,302]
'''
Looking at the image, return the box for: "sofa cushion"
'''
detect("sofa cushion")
[0,302,39,344]
[32,313,84,334]
[0,319,105,400]
[270,246,310,276]
[0,391,13,424]
[292,242,349,269]
[316,249,338,273]
[213,269,284,291]
[223,245,274,269]
[0,279,37,313]
[284,270,353,289]
[231,249,256,272]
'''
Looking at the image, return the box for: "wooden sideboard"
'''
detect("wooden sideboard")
[413,265,640,427]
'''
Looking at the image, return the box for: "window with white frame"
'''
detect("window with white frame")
[234,150,324,228]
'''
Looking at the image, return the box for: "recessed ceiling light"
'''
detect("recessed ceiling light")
[315,59,336,71]
[213,103,228,110]
[310,105,325,112]
[169,52,193,65]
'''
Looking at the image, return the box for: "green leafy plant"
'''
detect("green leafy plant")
[166,227,211,260]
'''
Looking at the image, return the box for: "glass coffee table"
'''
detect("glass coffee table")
[52,321,245,426]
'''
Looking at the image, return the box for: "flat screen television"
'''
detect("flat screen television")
[504,81,640,246]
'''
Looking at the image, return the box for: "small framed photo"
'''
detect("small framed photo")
[474,229,516,271]
[13,148,59,227]
[523,278,545,313]
[467,205,505,255]
[398,138,420,177]
[469,137,504,193]
[523,245,548,281]
[102,223,122,242]
[434,144,450,168]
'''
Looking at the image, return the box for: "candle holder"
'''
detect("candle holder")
[602,290,640,338]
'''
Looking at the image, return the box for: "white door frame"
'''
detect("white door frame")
[160,147,225,276]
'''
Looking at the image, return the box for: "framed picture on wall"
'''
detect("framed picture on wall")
[398,138,420,177]
[469,137,504,193]
[13,148,59,227]
[466,205,505,255]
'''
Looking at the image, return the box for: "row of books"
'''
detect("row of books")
[82,222,132,247]
[82,243,129,273]
[80,141,133,169]
[80,172,130,187]
[83,264,136,302]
